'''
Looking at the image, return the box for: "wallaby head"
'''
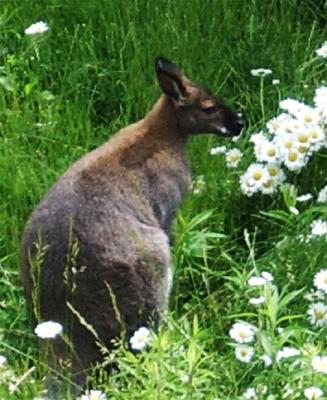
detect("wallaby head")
[155,56,244,136]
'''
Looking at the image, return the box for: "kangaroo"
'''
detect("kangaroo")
[21,57,244,388]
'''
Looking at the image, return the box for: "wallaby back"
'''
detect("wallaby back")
[21,57,244,389]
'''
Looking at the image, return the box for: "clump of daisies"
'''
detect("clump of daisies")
[238,41,327,197]
[230,267,327,398]
[229,272,275,366]
[240,87,327,196]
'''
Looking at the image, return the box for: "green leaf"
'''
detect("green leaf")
[0,76,14,92]
[24,81,37,97]
[259,210,291,224]
[278,288,304,311]
[258,331,273,356]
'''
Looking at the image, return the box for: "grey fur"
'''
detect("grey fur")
[21,57,243,388]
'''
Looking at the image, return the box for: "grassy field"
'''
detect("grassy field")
[0,0,327,398]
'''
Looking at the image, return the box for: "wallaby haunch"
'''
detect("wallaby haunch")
[21,57,244,385]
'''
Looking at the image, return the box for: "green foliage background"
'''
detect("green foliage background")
[0,0,327,398]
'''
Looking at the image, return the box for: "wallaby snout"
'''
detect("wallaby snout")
[155,56,244,136]
[218,106,245,137]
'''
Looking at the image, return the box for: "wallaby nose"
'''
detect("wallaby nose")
[233,117,245,136]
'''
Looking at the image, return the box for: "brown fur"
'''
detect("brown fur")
[21,57,243,387]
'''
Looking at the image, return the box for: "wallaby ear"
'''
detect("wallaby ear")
[154,57,188,102]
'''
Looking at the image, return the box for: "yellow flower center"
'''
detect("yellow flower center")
[231,154,240,161]
[311,130,318,139]
[288,151,298,162]
[268,167,278,177]
[263,180,273,188]
[298,146,308,154]
[284,140,293,149]
[304,115,313,123]
[298,133,309,143]
[253,171,263,180]
[239,331,248,339]
[267,148,276,157]
[314,309,326,319]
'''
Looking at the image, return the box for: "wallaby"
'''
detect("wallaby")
[21,57,244,389]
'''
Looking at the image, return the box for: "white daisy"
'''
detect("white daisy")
[311,220,327,237]
[255,140,281,163]
[240,174,258,197]
[250,131,267,145]
[314,86,327,111]
[229,322,256,344]
[250,68,272,77]
[129,326,151,350]
[248,276,266,286]
[296,193,313,202]
[276,346,300,362]
[261,178,277,195]
[294,130,312,150]
[249,296,265,305]
[266,113,290,134]
[306,126,325,152]
[210,145,226,155]
[289,206,299,215]
[313,269,327,292]
[307,302,327,327]
[267,163,286,185]
[275,133,297,155]
[260,354,272,367]
[240,163,270,197]
[235,346,255,363]
[283,148,307,172]
[261,271,274,281]
[280,98,306,114]
[180,374,190,383]
[25,21,49,35]
[0,355,7,367]
[316,41,327,58]
[80,389,107,400]
[297,106,320,126]
[304,386,323,400]
[272,79,280,85]
[311,355,327,374]
[317,185,327,203]
[34,321,63,339]
[226,148,243,168]
[243,388,257,399]
[245,163,270,188]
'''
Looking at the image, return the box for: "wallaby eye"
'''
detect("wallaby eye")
[202,106,217,115]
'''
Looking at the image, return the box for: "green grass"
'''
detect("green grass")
[0,0,327,398]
